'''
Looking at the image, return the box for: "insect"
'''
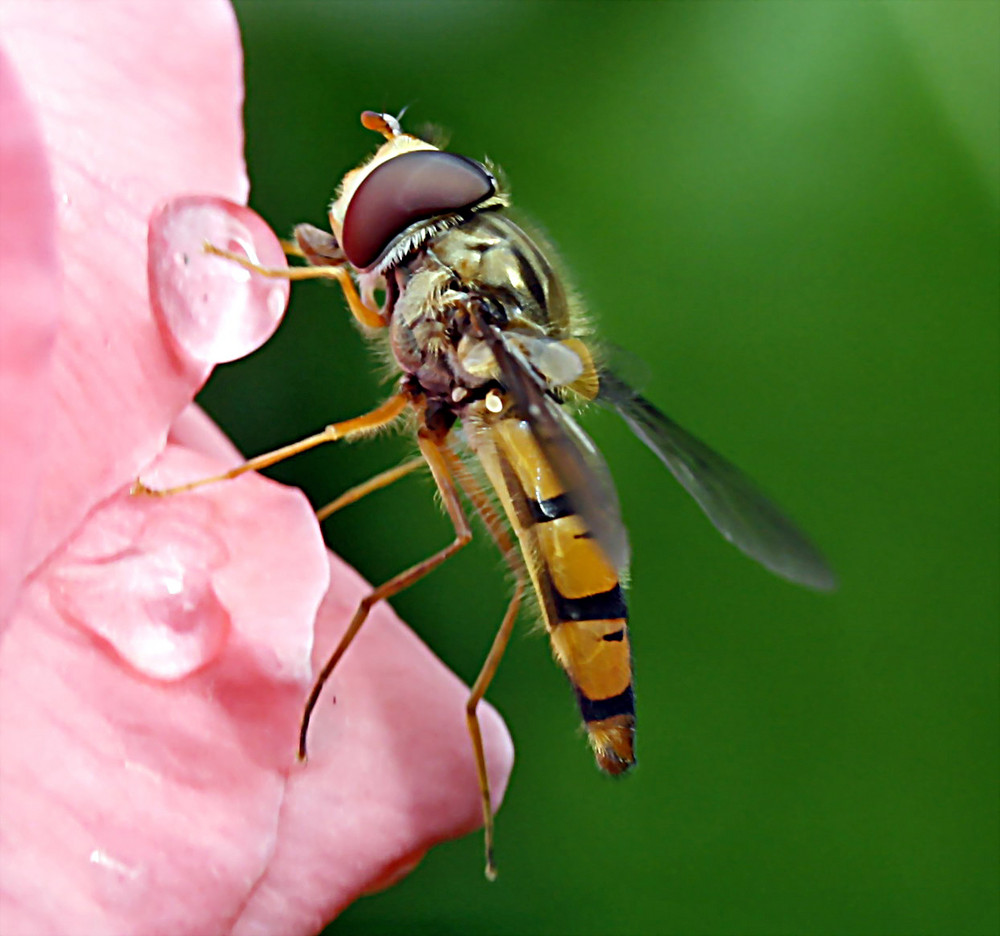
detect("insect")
[142,110,835,879]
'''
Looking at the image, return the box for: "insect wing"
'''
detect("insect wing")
[487,327,631,574]
[600,371,836,591]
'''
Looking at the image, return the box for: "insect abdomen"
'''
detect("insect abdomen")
[486,419,636,774]
[537,507,636,774]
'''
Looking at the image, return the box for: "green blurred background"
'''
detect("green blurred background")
[211,2,998,934]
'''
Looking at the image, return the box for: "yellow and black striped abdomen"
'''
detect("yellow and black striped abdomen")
[480,416,636,775]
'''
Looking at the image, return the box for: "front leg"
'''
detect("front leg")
[134,392,410,497]
[203,236,386,330]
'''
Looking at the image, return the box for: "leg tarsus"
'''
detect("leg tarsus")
[465,577,523,882]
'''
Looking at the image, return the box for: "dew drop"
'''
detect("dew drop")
[51,496,231,681]
[148,195,290,364]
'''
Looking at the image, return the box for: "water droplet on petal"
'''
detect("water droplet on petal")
[52,496,231,681]
[148,195,290,364]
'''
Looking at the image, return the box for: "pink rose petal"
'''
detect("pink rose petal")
[0,50,60,625]
[0,447,328,936]
[232,554,514,934]
[164,411,517,931]
[0,0,248,574]
[169,402,245,466]
[0,4,515,931]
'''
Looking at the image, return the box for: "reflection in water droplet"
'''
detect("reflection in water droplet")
[147,195,290,365]
[89,848,140,881]
[52,496,231,681]
[88,846,149,909]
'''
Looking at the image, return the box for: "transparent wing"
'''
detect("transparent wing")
[599,371,836,591]
[486,326,631,573]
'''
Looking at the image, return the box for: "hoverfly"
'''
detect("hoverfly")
[145,110,835,878]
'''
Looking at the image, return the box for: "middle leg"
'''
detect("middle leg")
[298,432,473,759]
[442,448,527,880]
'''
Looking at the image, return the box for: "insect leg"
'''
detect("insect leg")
[204,242,385,328]
[298,432,473,761]
[134,392,409,497]
[444,450,526,881]
[278,239,304,258]
[315,455,425,522]
[202,242,338,281]
[465,580,522,881]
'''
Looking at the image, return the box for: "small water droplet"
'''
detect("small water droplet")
[147,195,290,364]
[52,495,231,681]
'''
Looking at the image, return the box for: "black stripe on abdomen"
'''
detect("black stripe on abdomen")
[553,583,627,622]
[527,493,574,523]
[576,685,635,723]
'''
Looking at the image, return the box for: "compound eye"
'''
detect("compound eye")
[342,151,495,270]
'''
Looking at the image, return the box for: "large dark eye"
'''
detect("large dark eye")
[342,151,495,270]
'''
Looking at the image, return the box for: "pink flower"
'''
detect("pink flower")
[0,3,513,933]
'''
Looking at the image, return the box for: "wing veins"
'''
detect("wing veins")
[600,371,836,591]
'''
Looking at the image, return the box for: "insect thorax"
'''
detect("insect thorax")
[386,211,571,404]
